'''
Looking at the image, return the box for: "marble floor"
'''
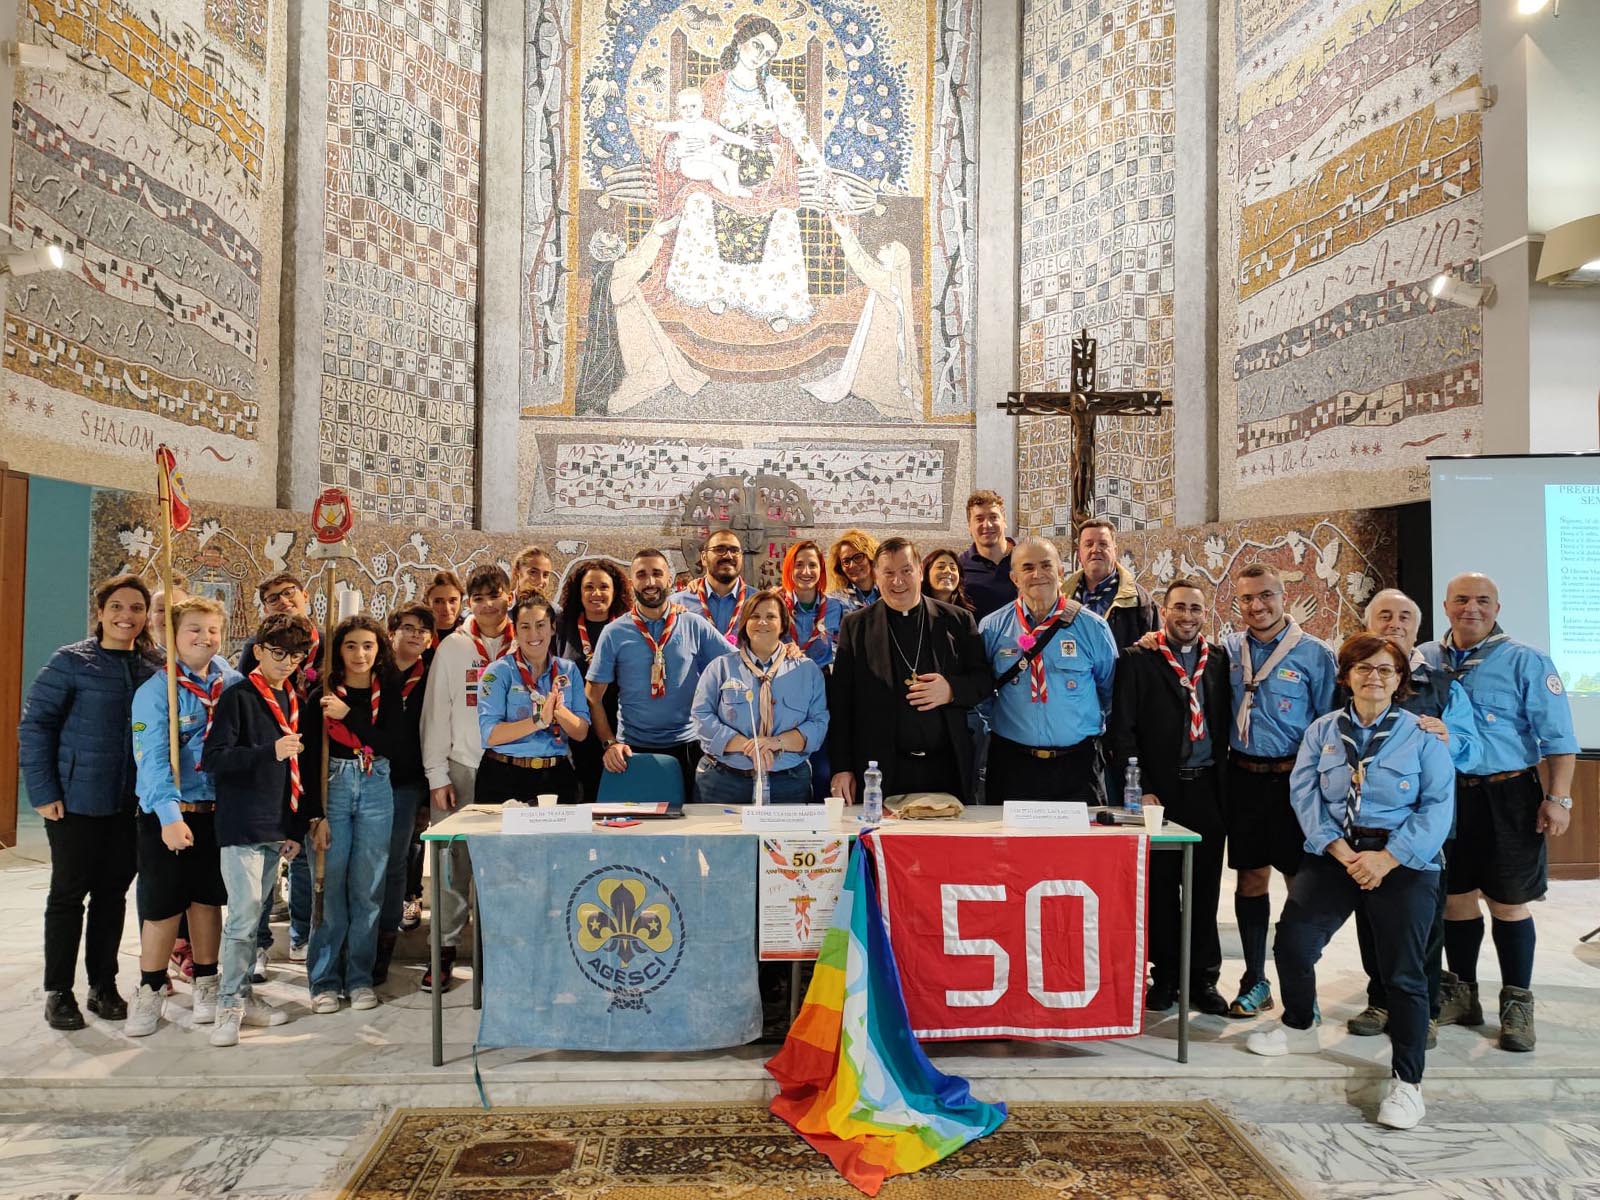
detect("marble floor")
[2,810,1597,1199]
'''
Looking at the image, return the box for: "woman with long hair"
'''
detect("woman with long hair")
[826,528,880,613]
[780,540,839,799]
[690,590,828,805]
[922,548,975,612]
[557,559,631,801]
[301,615,399,1013]
[20,574,158,1029]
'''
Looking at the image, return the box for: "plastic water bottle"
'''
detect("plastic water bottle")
[862,761,884,825]
[1122,757,1144,816]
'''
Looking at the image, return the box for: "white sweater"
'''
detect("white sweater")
[420,623,513,789]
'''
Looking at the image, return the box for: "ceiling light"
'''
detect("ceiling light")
[5,41,72,72]
[1,244,65,276]
[1429,272,1495,307]
[1537,214,1600,285]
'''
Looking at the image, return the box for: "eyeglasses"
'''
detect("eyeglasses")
[261,587,301,607]
[840,552,868,568]
[1349,664,1398,679]
[709,546,743,558]
[261,645,307,665]
[395,623,429,636]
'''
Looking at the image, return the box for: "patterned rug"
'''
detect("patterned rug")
[337,1101,1301,1198]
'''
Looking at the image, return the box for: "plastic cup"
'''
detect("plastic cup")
[824,795,845,829]
[1143,805,1164,832]
[537,794,558,809]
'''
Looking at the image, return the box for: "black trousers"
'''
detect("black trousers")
[1275,853,1435,1084]
[1356,842,1450,1016]
[1148,768,1225,990]
[44,811,138,994]
[882,747,962,800]
[475,756,581,806]
[985,736,1101,804]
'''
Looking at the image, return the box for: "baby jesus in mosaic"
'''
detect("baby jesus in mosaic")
[654,88,761,199]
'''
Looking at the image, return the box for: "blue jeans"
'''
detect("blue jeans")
[255,849,311,950]
[694,759,811,805]
[307,759,394,994]
[381,780,426,933]
[219,843,281,1007]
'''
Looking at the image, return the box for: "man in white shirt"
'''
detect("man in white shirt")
[419,564,513,991]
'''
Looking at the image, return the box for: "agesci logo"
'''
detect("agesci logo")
[566,866,685,1012]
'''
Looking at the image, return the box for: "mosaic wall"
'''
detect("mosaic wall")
[1016,0,1177,536]
[89,487,1391,652]
[321,0,483,526]
[1220,0,1483,518]
[519,0,978,534]
[1116,506,1397,646]
[2,0,286,505]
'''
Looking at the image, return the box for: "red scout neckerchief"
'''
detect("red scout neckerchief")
[398,657,426,700]
[328,677,380,773]
[174,661,225,735]
[512,645,567,747]
[690,576,749,640]
[463,615,508,667]
[293,627,321,698]
[249,668,302,810]
[784,590,830,654]
[1013,595,1068,703]
[1156,629,1210,740]
[631,603,684,698]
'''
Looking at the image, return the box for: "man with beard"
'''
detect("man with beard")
[1111,576,1232,1016]
[588,548,735,797]
[828,537,991,803]
[671,530,751,643]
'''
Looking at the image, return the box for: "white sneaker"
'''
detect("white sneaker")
[191,974,220,1024]
[311,991,340,1014]
[209,1004,242,1047]
[1376,1078,1426,1130]
[250,948,270,984]
[125,983,165,1037]
[1246,1019,1322,1057]
[289,942,308,963]
[349,987,379,1011]
[240,994,288,1027]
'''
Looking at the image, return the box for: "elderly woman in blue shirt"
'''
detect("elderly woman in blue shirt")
[692,589,829,805]
[1246,633,1454,1134]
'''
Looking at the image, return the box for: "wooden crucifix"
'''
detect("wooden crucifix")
[999,329,1169,532]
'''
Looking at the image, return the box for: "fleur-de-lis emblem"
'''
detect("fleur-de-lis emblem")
[576,878,674,966]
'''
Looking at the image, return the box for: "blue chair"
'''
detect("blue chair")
[595,753,686,808]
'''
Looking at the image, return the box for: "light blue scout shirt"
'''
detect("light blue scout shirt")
[691,652,829,772]
[1290,706,1455,871]
[786,595,841,669]
[828,583,879,615]
[1224,625,1337,757]
[980,602,1117,747]
[476,651,590,759]
[1417,634,1579,774]
[1408,650,1483,776]
[669,580,750,639]
[587,609,735,747]
[132,656,240,826]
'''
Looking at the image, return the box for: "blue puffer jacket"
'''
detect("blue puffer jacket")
[19,639,158,816]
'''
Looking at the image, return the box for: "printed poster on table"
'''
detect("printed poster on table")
[871,833,1148,1040]
[759,836,848,961]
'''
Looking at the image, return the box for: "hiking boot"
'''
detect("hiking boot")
[1347,1005,1388,1036]
[209,1004,242,1047]
[45,991,86,1031]
[1229,979,1275,1018]
[1436,973,1483,1026]
[1192,984,1232,1016]
[1498,985,1535,1052]
[124,983,166,1037]
[191,974,220,1024]
[1376,1079,1425,1130]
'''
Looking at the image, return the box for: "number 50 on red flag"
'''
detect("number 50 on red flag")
[869,833,1148,1040]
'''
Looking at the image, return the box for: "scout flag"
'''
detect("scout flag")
[156,444,191,532]
[767,834,1005,1196]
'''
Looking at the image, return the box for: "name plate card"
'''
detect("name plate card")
[1002,801,1091,832]
[741,806,829,834]
[501,805,594,834]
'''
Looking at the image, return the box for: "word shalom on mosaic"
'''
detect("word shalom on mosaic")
[80,410,157,453]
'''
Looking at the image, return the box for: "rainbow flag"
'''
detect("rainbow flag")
[767,834,1006,1195]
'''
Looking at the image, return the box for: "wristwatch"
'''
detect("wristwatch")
[603,738,619,748]
[1545,795,1573,810]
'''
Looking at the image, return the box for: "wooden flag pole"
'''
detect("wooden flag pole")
[306,488,356,932]
[156,456,181,787]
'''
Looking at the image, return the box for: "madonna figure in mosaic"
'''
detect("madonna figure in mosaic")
[653,14,833,334]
